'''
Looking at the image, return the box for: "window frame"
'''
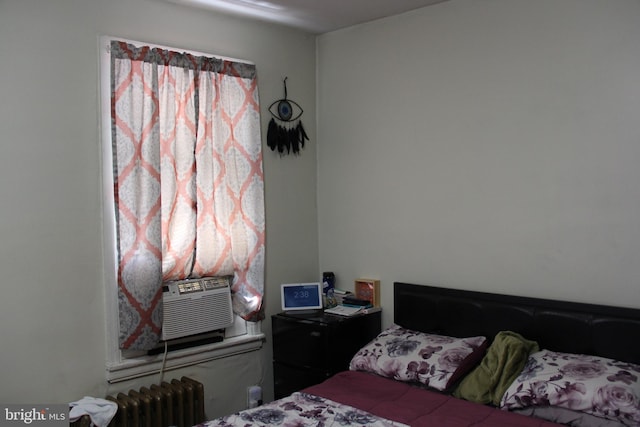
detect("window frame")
[99,36,263,383]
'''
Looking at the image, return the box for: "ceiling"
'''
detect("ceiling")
[169,0,449,34]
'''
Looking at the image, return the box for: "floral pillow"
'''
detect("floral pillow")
[349,324,487,391]
[500,350,640,426]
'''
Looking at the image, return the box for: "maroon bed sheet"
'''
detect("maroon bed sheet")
[303,370,563,427]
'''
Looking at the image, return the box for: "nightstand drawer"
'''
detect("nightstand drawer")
[272,317,328,370]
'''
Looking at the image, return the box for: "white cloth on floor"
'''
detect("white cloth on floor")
[69,396,117,427]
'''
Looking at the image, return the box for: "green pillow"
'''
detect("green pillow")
[453,330,539,405]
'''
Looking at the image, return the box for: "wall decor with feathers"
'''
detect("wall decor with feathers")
[267,77,309,155]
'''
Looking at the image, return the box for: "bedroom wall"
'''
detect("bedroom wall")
[317,0,640,326]
[0,0,317,416]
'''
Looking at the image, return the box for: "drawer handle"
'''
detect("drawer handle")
[310,331,322,337]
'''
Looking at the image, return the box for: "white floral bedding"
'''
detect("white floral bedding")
[198,391,409,427]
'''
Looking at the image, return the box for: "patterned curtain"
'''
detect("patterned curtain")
[110,41,265,350]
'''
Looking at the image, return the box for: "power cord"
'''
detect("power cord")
[159,341,168,383]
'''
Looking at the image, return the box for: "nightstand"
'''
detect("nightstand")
[271,310,382,399]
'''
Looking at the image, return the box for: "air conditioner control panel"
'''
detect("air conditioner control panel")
[164,276,230,296]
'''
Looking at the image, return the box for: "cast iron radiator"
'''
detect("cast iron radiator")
[71,376,205,427]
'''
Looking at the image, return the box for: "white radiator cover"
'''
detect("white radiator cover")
[162,277,234,341]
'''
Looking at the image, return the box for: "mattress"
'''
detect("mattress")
[303,370,563,427]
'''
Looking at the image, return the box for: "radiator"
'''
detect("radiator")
[71,377,205,427]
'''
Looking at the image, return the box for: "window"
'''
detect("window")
[100,37,265,381]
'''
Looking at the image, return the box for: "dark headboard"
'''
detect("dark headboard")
[394,282,640,365]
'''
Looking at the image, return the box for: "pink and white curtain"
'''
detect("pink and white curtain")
[110,41,265,350]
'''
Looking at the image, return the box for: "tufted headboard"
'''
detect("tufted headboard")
[394,282,640,365]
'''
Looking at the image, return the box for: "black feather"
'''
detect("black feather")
[290,127,299,154]
[298,122,309,147]
[267,118,278,151]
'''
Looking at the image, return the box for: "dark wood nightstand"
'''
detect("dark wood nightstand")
[271,310,382,399]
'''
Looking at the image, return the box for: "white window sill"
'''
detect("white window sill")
[106,333,265,383]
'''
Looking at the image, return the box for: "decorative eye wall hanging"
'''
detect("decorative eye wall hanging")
[267,77,309,156]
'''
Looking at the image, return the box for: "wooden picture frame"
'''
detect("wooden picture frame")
[354,279,380,307]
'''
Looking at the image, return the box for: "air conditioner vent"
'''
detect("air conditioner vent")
[162,277,234,341]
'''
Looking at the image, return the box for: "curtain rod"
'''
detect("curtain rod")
[100,35,255,65]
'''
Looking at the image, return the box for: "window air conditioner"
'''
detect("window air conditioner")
[161,277,234,341]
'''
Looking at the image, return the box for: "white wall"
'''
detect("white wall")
[0,0,318,417]
[317,0,640,327]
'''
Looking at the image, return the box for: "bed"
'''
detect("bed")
[201,282,640,426]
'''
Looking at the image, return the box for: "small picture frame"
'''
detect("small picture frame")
[354,279,380,307]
